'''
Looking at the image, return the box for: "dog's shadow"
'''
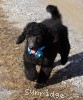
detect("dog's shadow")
[47,52,83,86]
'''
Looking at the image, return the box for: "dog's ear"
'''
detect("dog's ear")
[16,31,26,44]
[16,22,36,44]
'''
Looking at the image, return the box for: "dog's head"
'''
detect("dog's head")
[16,22,45,51]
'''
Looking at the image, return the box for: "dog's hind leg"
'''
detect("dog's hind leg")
[24,61,38,81]
[60,53,68,65]
[60,47,70,65]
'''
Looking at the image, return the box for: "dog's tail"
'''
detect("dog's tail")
[46,5,61,19]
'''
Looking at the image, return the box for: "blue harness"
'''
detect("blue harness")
[28,46,45,58]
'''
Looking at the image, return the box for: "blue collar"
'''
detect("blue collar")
[28,46,45,58]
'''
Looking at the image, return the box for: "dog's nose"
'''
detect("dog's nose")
[29,46,35,50]
[29,46,37,51]
[28,44,34,49]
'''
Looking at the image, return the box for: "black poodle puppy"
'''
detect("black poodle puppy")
[16,5,70,88]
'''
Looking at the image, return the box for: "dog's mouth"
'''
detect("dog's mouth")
[31,49,36,54]
[28,47,37,54]
[28,46,45,58]
[31,47,38,52]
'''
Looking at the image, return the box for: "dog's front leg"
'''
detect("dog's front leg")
[24,61,38,81]
[35,66,52,89]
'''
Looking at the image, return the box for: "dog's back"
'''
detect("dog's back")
[42,5,70,56]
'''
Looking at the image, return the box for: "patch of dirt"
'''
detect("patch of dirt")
[0,0,83,100]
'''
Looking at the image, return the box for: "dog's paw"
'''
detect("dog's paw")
[61,57,68,65]
[61,61,67,65]
[34,83,46,89]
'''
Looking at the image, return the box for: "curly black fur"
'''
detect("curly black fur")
[16,5,70,88]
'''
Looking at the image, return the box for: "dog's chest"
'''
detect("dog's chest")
[24,53,42,65]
